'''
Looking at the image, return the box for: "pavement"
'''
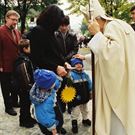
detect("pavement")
[0,48,92,135]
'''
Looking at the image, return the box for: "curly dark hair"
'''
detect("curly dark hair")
[36,4,65,32]
[130,5,135,12]
[61,15,70,26]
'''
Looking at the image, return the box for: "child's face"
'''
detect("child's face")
[59,25,69,33]
[75,63,83,71]
[40,83,55,92]
[23,46,30,54]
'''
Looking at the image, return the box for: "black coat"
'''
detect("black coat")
[13,53,34,90]
[55,31,78,63]
[27,25,66,72]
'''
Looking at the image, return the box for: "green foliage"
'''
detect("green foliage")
[0,3,5,25]
[100,0,133,22]
[67,0,87,14]
[67,0,134,34]
[43,0,58,6]
[0,0,59,32]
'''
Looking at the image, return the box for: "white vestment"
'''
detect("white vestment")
[86,19,135,135]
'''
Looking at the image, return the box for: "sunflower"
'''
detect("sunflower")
[61,86,76,103]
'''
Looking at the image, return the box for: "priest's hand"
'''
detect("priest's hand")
[73,53,85,60]
[88,19,100,35]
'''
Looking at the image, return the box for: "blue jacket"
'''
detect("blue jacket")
[69,70,92,91]
[68,70,92,107]
[30,77,62,131]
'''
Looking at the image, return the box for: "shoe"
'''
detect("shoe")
[72,120,78,134]
[60,127,67,134]
[5,108,17,116]
[82,119,91,126]
[20,122,34,128]
[57,127,67,134]
[29,117,37,125]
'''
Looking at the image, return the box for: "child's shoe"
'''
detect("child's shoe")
[29,117,37,125]
[82,119,91,126]
[72,120,78,134]
[57,127,67,134]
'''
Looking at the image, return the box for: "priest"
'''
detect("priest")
[75,0,135,135]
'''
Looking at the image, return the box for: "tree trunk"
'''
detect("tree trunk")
[4,0,7,16]
[20,0,27,34]
[20,13,27,34]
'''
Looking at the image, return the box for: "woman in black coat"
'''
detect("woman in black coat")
[28,5,67,77]
[27,4,67,134]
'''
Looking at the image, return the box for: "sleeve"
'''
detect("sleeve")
[47,123,57,131]
[16,60,31,89]
[87,21,126,103]
[85,53,92,65]
[54,76,63,90]
[88,22,124,59]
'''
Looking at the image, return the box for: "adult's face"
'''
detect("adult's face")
[5,15,19,29]
[96,17,106,32]
[131,9,135,22]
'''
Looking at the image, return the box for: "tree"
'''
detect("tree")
[0,0,59,33]
[67,0,134,34]
[100,0,133,22]
[0,2,5,25]
[16,0,59,33]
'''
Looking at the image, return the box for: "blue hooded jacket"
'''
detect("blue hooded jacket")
[30,77,61,131]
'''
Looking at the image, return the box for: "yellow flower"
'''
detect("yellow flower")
[61,86,76,103]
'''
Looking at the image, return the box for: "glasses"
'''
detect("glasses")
[8,17,18,22]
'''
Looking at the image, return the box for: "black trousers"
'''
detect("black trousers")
[0,72,18,110]
[19,89,31,123]
[38,104,64,134]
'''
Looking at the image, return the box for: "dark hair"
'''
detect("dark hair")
[130,5,135,12]
[36,4,65,32]
[18,39,30,53]
[61,15,70,26]
[30,17,34,22]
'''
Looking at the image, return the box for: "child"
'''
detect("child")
[68,58,92,134]
[14,39,36,128]
[30,69,65,135]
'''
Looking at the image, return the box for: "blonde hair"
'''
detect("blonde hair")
[5,10,20,19]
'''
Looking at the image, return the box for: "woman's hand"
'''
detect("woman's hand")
[52,128,57,135]
[56,65,67,77]
[64,62,72,70]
